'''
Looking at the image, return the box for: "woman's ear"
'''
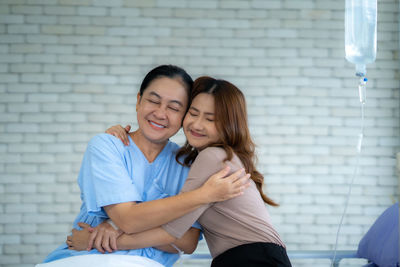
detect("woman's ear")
[136,93,141,112]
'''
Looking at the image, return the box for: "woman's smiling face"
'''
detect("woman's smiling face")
[183,93,220,151]
[136,77,188,145]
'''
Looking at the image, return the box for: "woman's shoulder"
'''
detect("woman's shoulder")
[197,147,243,169]
[197,146,227,161]
[88,133,126,152]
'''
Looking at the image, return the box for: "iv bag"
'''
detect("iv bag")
[345,0,377,77]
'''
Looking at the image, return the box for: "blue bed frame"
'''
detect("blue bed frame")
[181,250,360,267]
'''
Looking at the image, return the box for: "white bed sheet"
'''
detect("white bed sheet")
[35,254,164,267]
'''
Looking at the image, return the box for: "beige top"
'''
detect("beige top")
[162,147,285,258]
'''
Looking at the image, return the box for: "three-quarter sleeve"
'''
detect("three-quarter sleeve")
[161,147,226,238]
[79,134,142,217]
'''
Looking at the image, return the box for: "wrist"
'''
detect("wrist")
[116,234,127,251]
[194,187,210,205]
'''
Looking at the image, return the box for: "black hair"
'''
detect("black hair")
[139,65,193,98]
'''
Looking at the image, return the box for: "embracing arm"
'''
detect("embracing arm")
[116,148,239,253]
[68,221,200,254]
[101,125,249,234]
[68,147,249,253]
[104,183,204,234]
[153,228,200,254]
[118,227,200,254]
[104,166,247,234]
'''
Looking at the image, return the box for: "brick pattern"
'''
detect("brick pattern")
[0,0,399,266]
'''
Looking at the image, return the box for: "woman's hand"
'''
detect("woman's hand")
[66,223,93,251]
[87,221,123,253]
[105,124,131,146]
[67,221,123,253]
[199,166,251,203]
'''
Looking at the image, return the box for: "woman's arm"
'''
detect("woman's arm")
[100,125,249,234]
[161,147,238,240]
[69,148,244,254]
[118,227,200,254]
[104,166,247,234]
[153,227,200,254]
[117,228,175,250]
[113,149,239,253]
[68,222,200,254]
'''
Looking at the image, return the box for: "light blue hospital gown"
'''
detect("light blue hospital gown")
[44,133,197,267]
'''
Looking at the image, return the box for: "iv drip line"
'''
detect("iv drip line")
[335,0,376,264]
[171,243,184,265]
[331,78,366,267]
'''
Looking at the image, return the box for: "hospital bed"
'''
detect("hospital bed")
[181,250,359,267]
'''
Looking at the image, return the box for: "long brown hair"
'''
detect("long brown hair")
[176,76,278,206]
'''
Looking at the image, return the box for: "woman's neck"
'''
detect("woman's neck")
[130,131,167,163]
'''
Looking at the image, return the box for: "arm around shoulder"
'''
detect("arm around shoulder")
[180,147,227,192]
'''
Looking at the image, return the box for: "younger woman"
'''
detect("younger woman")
[70,76,291,266]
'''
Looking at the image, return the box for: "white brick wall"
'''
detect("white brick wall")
[0,0,399,267]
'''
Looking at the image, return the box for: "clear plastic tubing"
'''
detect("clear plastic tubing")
[330,2,377,266]
[345,0,377,77]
